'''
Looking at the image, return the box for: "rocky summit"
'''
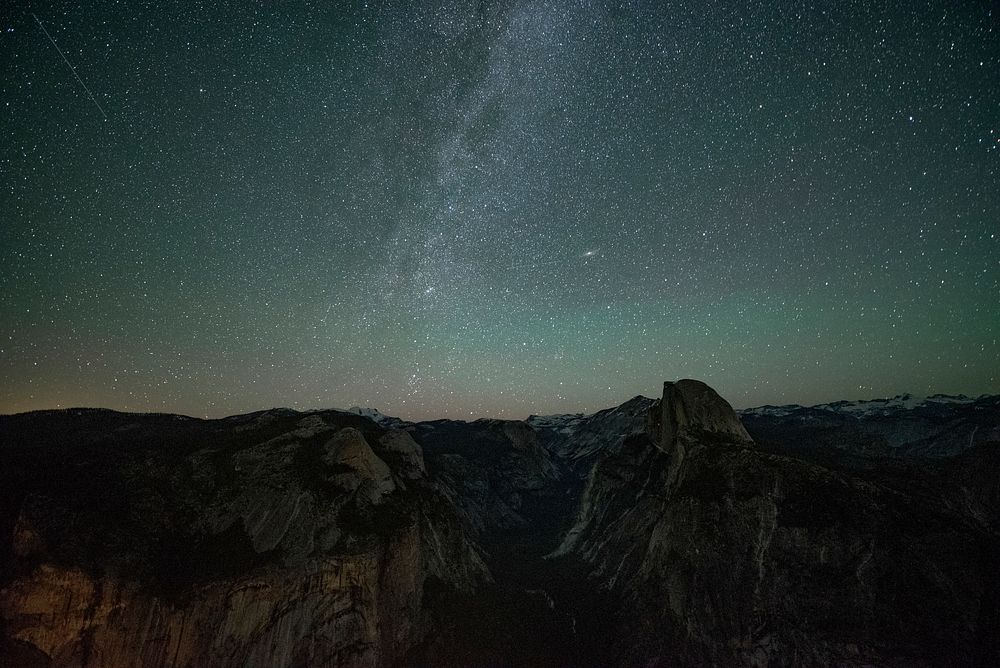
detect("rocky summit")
[1,381,998,667]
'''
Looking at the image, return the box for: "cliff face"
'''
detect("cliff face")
[412,418,564,544]
[551,380,1000,667]
[0,410,487,668]
[2,383,999,667]
[3,531,424,667]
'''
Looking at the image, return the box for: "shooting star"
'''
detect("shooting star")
[31,13,107,120]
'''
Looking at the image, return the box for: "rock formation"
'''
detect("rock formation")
[0,410,487,667]
[550,381,1000,666]
[1,382,998,667]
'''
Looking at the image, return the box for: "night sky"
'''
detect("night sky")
[2,1,997,420]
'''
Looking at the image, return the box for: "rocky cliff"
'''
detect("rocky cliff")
[548,380,1000,666]
[2,382,998,666]
[0,409,487,667]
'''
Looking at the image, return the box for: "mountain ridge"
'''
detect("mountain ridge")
[1,380,998,666]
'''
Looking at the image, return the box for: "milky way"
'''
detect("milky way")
[2,1,997,419]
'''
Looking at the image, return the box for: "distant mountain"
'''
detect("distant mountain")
[739,393,1000,461]
[740,392,982,418]
[527,395,656,475]
[1,384,998,666]
[344,405,406,429]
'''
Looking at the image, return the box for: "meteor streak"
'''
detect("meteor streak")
[32,13,107,120]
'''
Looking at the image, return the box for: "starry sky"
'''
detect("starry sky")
[2,1,998,420]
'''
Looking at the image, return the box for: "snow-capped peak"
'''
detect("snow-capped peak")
[740,394,976,418]
[343,406,403,426]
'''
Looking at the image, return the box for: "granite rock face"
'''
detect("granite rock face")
[0,410,487,668]
[412,418,563,542]
[549,381,1000,667]
[659,378,753,445]
[2,383,999,667]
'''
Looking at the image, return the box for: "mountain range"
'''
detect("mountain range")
[1,381,998,666]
